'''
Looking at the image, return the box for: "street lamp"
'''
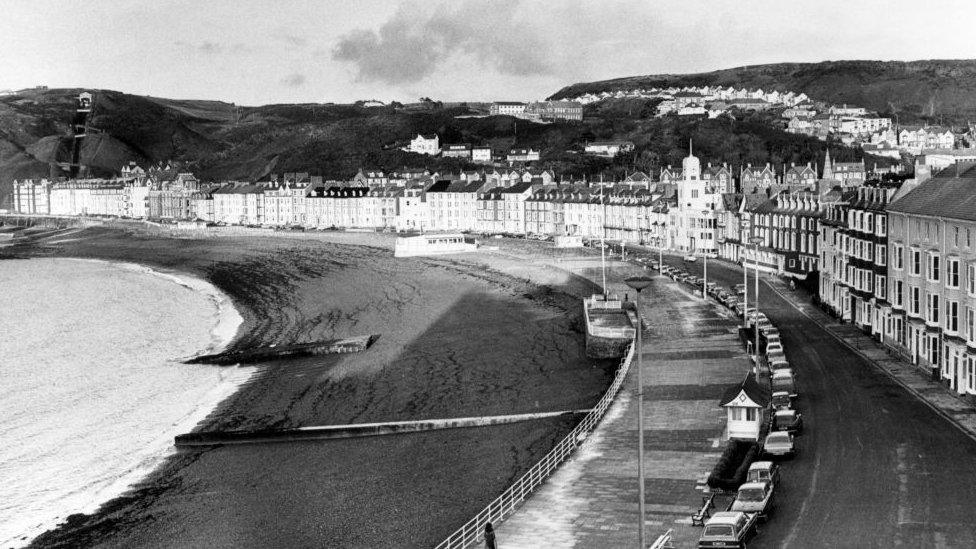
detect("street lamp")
[624,274,653,549]
[749,236,763,366]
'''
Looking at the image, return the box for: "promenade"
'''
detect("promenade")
[493,256,753,548]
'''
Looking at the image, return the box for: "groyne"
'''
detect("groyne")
[174,410,590,447]
[185,335,377,365]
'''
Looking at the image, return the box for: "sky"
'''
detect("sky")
[2,0,976,106]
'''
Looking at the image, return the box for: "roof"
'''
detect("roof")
[502,181,534,194]
[425,179,453,193]
[719,374,770,407]
[888,163,976,222]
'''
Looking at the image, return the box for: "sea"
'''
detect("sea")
[0,258,252,548]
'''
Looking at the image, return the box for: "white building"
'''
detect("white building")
[409,134,440,156]
[585,141,635,158]
[472,146,492,163]
[673,144,721,254]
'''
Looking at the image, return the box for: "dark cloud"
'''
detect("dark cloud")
[281,73,306,87]
[332,0,552,84]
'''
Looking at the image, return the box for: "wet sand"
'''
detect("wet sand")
[9,228,614,548]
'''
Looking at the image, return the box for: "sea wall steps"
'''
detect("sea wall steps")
[174,410,590,448]
[185,335,377,365]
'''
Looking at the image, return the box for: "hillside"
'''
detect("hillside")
[0,87,882,208]
[550,59,976,123]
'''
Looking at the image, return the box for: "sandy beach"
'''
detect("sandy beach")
[5,227,614,548]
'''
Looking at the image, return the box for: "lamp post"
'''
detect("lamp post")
[702,252,708,299]
[625,274,653,549]
[749,236,763,367]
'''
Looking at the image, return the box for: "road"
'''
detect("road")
[628,250,976,548]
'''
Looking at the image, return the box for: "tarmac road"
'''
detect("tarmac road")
[634,251,976,548]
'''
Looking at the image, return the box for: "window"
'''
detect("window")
[893,245,904,270]
[927,293,940,324]
[910,287,920,315]
[877,244,887,266]
[730,408,743,421]
[968,307,975,343]
[927,253,940,282]
[969,264,976,296]
[746,408,757,421]
[910,249,921,276]
[894,280,904,307]
[878,215,887,236]
[947,259,960,288]
[876,275,887,299]
[946,300,959,333]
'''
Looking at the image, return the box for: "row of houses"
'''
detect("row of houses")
[570,86,810,109]
[817,164,976,398]
[487,100,583,122]
[406,134,540,164]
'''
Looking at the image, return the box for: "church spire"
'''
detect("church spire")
[822,148,833,180]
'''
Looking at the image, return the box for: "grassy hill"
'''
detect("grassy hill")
[550,59,976,124]
[0,86,887,208]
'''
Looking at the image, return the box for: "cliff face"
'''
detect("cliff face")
[549,59,976,122]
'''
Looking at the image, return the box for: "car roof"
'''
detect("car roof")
[708,511,745,524]
[739,481,769,490]
[749,460,774,470]
[767,431,791,439]
[772,370,794,379]
[775,409,797,416]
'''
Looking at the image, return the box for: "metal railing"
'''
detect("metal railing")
[435,343,636,549]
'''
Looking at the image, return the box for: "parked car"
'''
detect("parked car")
[772,409,803,434]
[684,254,698,262]
[729,481,775,519]
[763,431,796,459]
[766,341,784,355]
[746,461,780,488]
[771,390,793,410]
[772,370,798,398]
[697,511,757,549]
[769,359,791,372]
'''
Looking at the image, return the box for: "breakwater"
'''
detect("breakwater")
[174,410,590,447]
[185,335,377,365]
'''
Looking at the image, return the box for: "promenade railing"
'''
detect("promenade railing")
[435,342,636,549]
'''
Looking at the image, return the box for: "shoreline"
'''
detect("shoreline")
[0,257,254,549]
[57,257,245,358]
[15,228,614,548]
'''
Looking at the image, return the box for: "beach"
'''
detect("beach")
[5,227,613,548]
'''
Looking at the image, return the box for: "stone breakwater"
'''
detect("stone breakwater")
[185,335,377,365]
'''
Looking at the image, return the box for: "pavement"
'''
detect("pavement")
[494,256,753,548]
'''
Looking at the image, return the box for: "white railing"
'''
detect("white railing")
[435,343,636,549]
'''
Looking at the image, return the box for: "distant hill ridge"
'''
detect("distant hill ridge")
[549,59,976,122]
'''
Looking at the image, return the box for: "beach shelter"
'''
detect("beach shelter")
[719,373,770,441]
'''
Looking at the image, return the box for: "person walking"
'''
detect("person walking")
[484,522,497,549]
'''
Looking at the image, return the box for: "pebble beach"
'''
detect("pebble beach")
[5,227,614,548]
